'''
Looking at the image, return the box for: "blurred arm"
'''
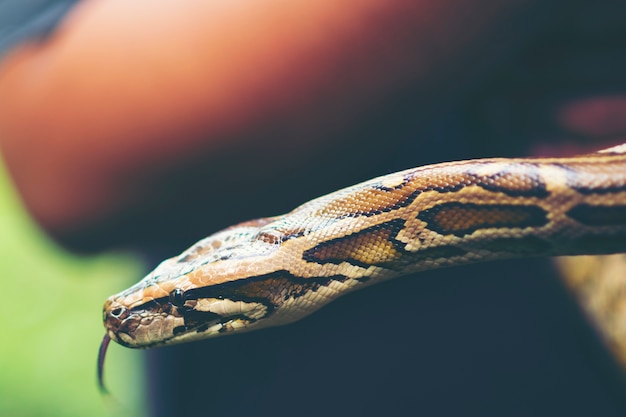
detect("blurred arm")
[0,0,539,242]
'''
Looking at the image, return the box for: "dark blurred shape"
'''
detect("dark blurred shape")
[0,0,78,57]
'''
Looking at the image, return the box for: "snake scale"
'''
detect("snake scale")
[99,143,626,388]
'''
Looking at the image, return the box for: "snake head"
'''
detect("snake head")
[102,278,274,348]
[102,218,363,348]
[102,265,357,348]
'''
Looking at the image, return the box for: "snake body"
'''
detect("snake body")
[102,144,626,350]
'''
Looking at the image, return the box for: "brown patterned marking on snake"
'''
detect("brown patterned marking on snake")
[255,223,309,245]
[313,162,549,220]
[311,175,431,219]
[256,231,284,245]
[312,170,469,219]
[567,204,626,227]
[468,163,549,198]
[561,160,626,195]
[185,271,345,307]
[303,220,468,269]
[417,202,549,237]
[303,220,405,268]
[170,272,348,338]
[178,219,277,263]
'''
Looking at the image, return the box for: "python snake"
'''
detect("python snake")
[99,143,626,388]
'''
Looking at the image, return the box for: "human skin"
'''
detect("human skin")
[0,0,544,241]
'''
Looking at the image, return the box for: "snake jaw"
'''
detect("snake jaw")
[103,292,248,348]
[103,296,174,348]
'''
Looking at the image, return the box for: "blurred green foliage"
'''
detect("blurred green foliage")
[0,162,146,417]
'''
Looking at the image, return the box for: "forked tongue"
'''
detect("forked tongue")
[97,334,112,395]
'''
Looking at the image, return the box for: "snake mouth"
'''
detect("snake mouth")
[104,300,231,348]
[107,329,139,348]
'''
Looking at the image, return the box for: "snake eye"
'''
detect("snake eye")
[169,288,186,307]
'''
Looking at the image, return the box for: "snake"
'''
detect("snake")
[98,143,626,391]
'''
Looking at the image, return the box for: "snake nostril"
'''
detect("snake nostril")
[110,307,125,318]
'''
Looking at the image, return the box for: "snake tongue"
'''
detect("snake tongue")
[97,334,112,395]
